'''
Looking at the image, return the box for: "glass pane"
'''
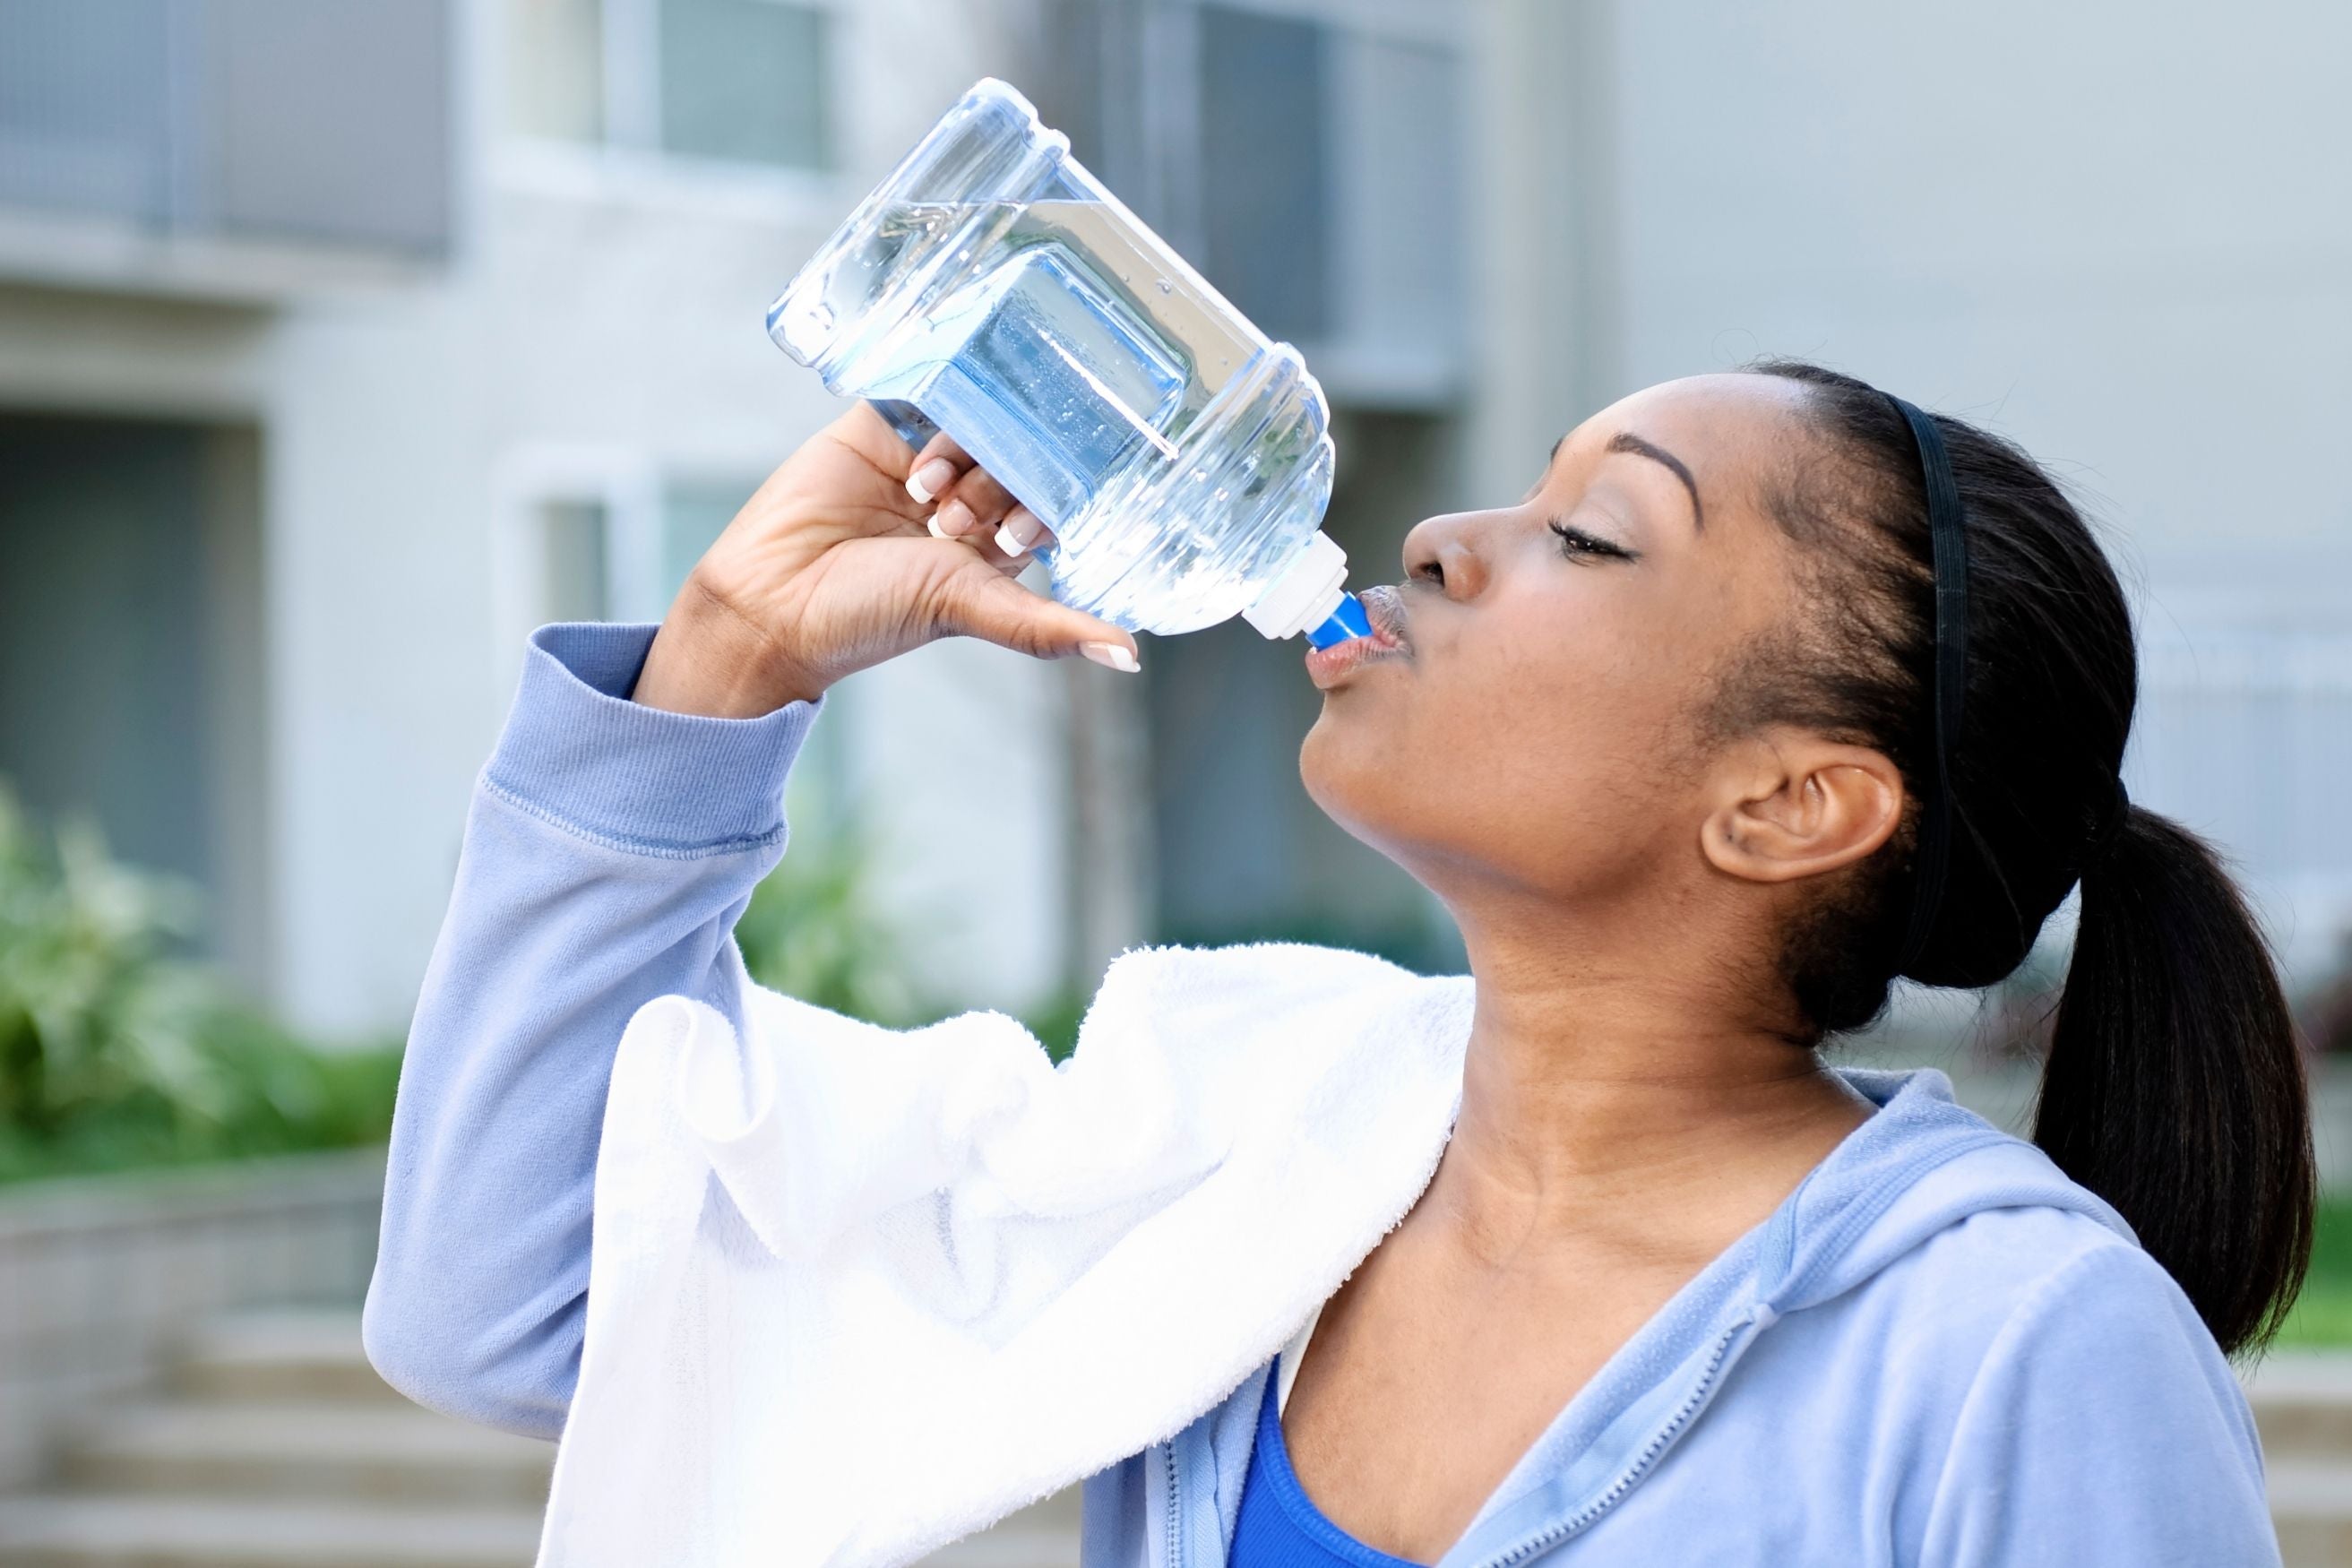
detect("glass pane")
[1198,4,1331,342]
[659,478,750,603]
[658,0,829,168]
[0,0,173,221]
[506,0,605,142]
[540,499,610,622]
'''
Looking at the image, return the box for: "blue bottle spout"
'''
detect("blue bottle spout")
[1304,593,1372,650]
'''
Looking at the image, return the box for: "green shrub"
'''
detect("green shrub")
[735,825,1092,1061]
[2273,1195,2352,1348]
[0,784,397,1184]
[735,823,930,1029]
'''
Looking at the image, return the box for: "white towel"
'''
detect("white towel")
[535,940,1474,1568]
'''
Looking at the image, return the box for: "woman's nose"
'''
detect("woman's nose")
[1401,511,1492,602]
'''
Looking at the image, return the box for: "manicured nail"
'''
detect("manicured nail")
[906,459,955,504]
[1081,641,1140,673]
[926,511,949,538]
[995,506,1041,557]
[935,498,974,537]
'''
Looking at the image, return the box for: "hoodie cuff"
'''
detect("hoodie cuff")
[482,623,825,856]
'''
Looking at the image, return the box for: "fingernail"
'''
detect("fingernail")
[935,498,973,537]
[1081,641,1140,673]
[995,506,1042,556]
[906,459,954,504]
[926,511,949,538]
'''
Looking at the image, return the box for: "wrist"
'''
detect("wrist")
[634,579,824,718]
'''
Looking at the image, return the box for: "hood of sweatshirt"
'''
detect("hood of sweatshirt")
[1162,1064,2140,1568]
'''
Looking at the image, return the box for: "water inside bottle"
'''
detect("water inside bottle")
[848,200,1260,535]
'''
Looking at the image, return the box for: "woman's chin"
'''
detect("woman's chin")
[1299,706,1395,833]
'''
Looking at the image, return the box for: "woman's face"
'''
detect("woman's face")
[1300,373,1826,915]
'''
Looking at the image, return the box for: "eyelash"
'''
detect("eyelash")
[1548,520,1638,563]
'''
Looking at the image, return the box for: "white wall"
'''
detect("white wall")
[1476,0,2352,978]
[1598,1,2351,552]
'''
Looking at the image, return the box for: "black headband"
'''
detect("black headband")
[1886,395,1970,976]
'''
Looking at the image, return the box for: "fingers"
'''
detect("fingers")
[898,440,1059,564]
[933,565,1142,672]
[896,432,1012,538]
[929,466,1021,544]
[900,430,973,502]
[838,401,932,477]
[901,438,964,505]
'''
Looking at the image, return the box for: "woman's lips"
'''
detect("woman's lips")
[1357,584,1412,654]
[1305,584,1412,689]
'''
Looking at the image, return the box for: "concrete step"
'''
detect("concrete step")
[2247,1354,2352,1458]
[55,1400,552,1507]
[168,1314,397,1407]
[0,1495,541,1568]
[2264,1456,2352,1568]
[1,1310,1082,1568]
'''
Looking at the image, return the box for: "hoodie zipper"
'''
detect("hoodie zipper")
[1161,1438,1185,1568]
[1474,1315,1753,1568]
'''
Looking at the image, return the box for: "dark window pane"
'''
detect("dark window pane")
[0,415,212,894]
[1198,4,1329,342]
[659,0,829,169]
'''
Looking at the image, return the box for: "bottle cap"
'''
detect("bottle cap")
[1241,530,1348,641]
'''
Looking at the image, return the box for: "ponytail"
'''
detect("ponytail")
[2038,806,2315,1355]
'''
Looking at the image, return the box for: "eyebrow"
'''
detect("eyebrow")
[1604,432,1704,531]
[1538,433,1706,532]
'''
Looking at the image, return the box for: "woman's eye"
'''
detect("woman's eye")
[1548,520,1636,563]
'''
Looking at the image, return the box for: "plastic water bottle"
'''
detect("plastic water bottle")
[765,78,1370,650]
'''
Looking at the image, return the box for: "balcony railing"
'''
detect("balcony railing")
[0,0,452,294]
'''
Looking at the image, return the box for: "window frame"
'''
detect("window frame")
[489,444,665,694]
[495,0,851,215]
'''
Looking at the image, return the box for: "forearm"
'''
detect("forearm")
[361,623,822,1438]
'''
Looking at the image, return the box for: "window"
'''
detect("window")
[537,498,613,623]
[1198,6,1331,343]
[504,0,831,171]
[495,453,759,646]
[1086,0,1465,407]
[658,478,747,601]
[506,0,606,142]
[1,0,452,257]
[659,0,829,168]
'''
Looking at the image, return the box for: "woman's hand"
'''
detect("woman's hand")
[633,404,1141,718]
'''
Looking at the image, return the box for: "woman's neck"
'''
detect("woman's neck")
[1428,907,1872,1261]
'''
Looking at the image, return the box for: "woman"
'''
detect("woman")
[365,362,2311,1566]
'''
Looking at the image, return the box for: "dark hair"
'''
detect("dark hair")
[1739,358,2313,1355]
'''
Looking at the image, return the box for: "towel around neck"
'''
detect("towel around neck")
[535,939,1476,1568]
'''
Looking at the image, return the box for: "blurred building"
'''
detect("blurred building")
[0,0,1477,1038]
[0,0,2344,1045]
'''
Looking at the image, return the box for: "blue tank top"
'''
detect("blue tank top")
[1231,1366,1427,1568]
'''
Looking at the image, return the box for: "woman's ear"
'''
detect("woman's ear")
[1701,734,1905,885]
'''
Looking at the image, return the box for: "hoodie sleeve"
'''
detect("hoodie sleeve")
[361,623,822,1441]
[1917,1240,2279,1568]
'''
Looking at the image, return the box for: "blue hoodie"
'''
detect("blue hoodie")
[365,625,2280,1568]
